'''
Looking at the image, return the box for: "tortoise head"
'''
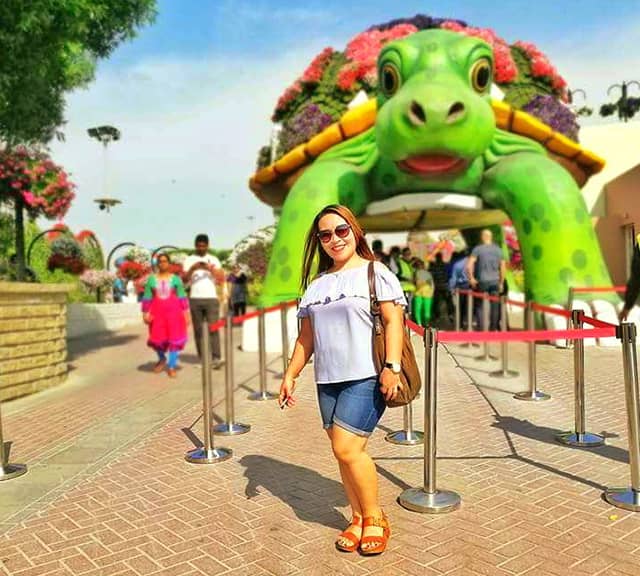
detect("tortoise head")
[375,29,496,178]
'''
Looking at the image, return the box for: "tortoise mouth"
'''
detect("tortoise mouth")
[396,154,467,177]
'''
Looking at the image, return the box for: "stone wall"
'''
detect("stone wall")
[67,303,141,339]
[0,282,72,401]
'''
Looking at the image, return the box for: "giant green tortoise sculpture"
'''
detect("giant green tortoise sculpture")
[251,28,608,306]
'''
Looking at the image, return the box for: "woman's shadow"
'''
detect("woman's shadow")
[239,455,348,530]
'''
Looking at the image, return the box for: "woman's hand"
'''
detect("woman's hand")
[379,368,402,402]
[278,375,297,409]
[143,313,153,325]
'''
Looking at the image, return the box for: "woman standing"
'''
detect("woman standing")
[142,253,190,378]
[279,204,406,555]
[227,265,248,317]
[413,258,434,327]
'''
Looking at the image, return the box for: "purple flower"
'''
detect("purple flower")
[522,95,580,142]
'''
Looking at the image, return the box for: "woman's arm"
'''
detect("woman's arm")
[379,300,404,401]
[279,317,314,407]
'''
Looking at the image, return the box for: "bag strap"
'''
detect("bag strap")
[368,261,380,317]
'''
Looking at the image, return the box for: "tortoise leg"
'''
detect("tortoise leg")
[480,152,614,306]
[259,161,369,306]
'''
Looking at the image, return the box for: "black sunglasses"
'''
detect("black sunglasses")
[317,224,351,244]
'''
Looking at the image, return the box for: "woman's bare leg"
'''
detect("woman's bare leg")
[330,425,385,550]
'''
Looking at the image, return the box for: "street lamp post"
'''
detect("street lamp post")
[606,81,640,122]
[88,125,121,259]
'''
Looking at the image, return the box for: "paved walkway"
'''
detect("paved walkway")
[1,320,640,575]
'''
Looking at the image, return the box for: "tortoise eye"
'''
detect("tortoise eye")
[470,58,492,93]
[380,63,401,97]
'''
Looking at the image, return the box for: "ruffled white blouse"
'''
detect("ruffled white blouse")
[298,261,406,384]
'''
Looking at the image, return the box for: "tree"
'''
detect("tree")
[0,1,157,146]
[0,1,156,278]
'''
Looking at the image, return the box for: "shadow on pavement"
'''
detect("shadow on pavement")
[491,415,629,465]
[67,333,139,361]
[239,455,348,530]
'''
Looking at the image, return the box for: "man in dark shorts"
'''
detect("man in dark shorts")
[467,229,505,331]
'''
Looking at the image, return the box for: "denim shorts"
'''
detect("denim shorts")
[316,376,386,437]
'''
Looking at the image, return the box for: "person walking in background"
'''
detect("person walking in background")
[412,258,434,327]
[388,246,401,276]
[279,204,405,555]
[467,229,505,331]
[184,234,224,369]
[397,247,416,314]
[227,265,248,317]
[619,232,640,322]
[430,252,454,326]
[449,250,471,328]
[371,239,389,267]
[112,275,126,303]
[141,253,189,378]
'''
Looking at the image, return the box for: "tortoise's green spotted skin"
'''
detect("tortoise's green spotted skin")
[261,30,612,306]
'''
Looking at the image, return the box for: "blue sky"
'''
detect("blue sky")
[50,0,640,253]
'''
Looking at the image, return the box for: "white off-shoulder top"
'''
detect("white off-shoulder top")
[297,261,406,384]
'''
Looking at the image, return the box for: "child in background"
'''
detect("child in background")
[412,258,434,327]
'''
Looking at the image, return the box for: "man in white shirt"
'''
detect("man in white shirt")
[184,234,225,369]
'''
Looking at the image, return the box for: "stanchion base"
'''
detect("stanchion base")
[603,488,640,512]
[185,447,232,464]
[385,430,424,446]
[513,390,550,402]
[474,354,499,362]
[489,369,519,379]
[0,463,27,481]
[213,422,251,436]
[555,431,605,447]
[248,391,278,401]
[398,488,461,514]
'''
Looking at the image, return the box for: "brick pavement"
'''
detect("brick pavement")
[1,320,640,575]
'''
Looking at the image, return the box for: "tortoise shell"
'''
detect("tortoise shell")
[249,98,605,208]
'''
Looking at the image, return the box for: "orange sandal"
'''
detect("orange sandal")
[360,513,390,555]
[335,515,362,553]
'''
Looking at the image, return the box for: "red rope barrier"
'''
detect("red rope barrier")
[406,319,425,337]
[572,286,626,294]
[437,326,616,343]
[530,302,572,318]
[582,315,617,329]
[506,298,527,308]
[208,319,226,332]
[229,299,299,326]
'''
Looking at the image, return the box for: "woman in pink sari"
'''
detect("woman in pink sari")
[142,253,189,377]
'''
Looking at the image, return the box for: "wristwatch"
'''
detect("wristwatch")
[384,361,401,374]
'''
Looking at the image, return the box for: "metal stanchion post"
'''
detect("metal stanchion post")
[280,306,289,377]
[490,295,518,379]
[385,400,424,445]
[556,310,604,447]
[462,290,473,348]
[514,302,550,402]
[398,328,461,513]
[604,322,640,511]
[476,296,497,361]
[186,320,232,463]
[214,316,251,436]
[249,309,278,401]
[454,289,460,332]
[0,402,27,481]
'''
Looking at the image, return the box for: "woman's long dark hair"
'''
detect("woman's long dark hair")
[300,204,375,290]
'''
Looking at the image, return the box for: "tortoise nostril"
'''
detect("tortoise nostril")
[408,100,427,126]
[447,101,466,123]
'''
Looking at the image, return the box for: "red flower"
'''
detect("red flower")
[301,47,334,84]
